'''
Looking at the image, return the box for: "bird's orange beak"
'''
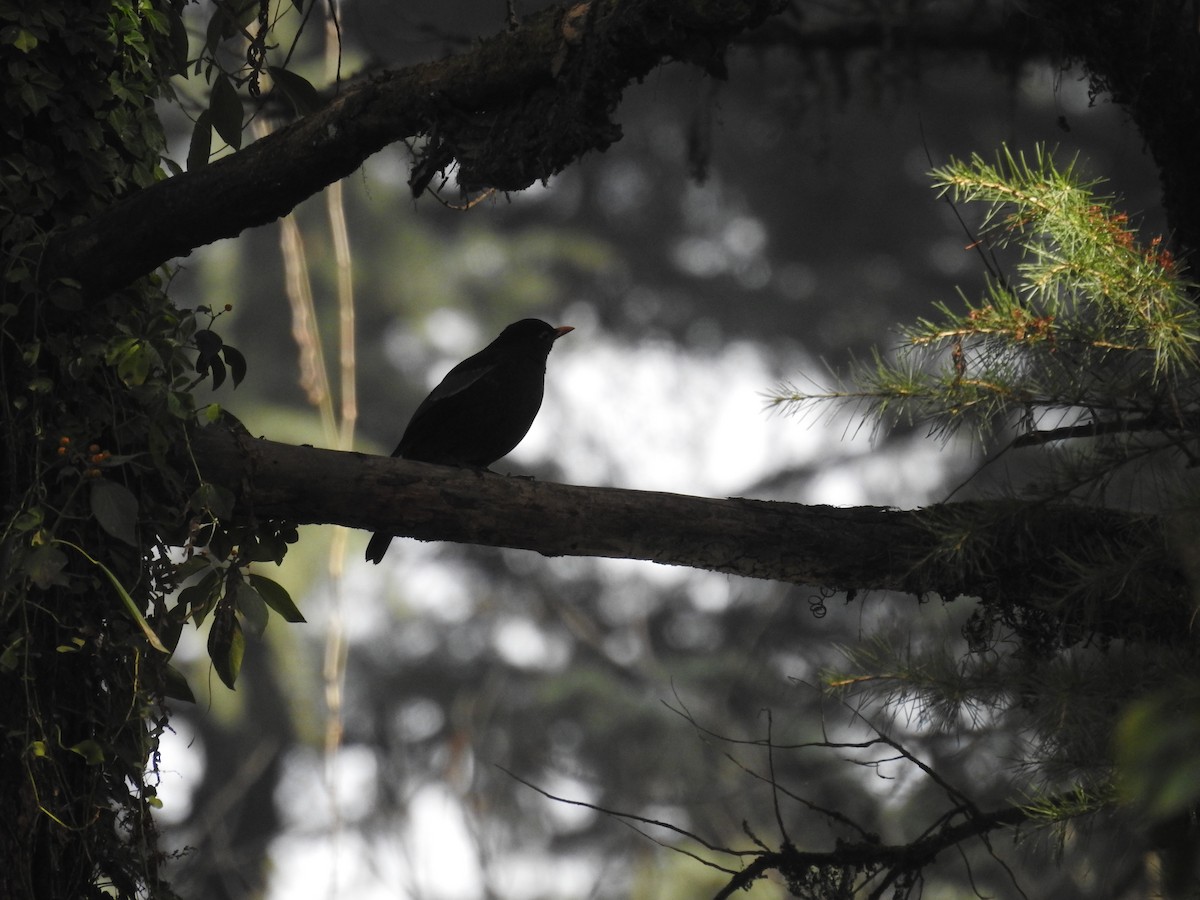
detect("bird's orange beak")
[553,325,574,339]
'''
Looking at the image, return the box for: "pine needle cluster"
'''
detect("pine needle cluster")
[772,146,1200,500]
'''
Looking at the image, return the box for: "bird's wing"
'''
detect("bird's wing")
[389,355,500,457]
[417,355,499,408]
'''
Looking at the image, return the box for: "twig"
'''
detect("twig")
[495,766,753,868]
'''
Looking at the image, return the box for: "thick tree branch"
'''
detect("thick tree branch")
[195,425,908,587]
[44,0,785,299]
[193,425,1191,643]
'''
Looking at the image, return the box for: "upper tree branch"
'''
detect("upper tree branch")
[44,0,786,299]
[193,425,1191,643]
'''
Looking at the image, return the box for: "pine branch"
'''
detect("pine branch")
[772,146,1200,484]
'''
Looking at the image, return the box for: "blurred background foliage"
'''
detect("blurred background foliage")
[153,1,1168,897]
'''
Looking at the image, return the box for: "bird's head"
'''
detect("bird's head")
[495,318,574,349]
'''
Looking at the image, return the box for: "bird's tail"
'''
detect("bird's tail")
[364,531,393,564]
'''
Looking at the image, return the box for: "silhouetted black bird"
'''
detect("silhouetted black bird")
[365,318,573,564]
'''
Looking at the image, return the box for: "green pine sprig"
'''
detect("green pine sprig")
[772,145,1200,457]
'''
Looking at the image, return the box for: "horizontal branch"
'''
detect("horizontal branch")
[45,0,786,299]
[1010,414,1186,447]
[194,424,914,588]
[192,425,1191,643]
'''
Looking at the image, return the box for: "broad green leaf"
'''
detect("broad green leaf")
[20,80,48,114]
[193,328,223,358]
[179,568,221,626]
[241,532,285,563]
[164,664,196,703]
[226,0,263,30]
[49,280,81,310]
[221,344,247,387]
[189,481,235,519]
[248,574,305,623]
[174,556,214,581]
[235,581,269,637]
[208,355,227,389]
[12,506,43,532]
[69,739,105,765]
[187,111,212,170]
[105,336,139,365]
[0,638,23,671]
[25,542,69,589]
[157,610,185,654]
[165,7,189,75]
[194,329,227,388]
[207,605,244,690]
[166,389,192,419]
[12,29,38,52]
[268,65,321,116]
[115,340,156,386]
[90,478,139,546]
[209,74,243,150]
[204,7,231,56]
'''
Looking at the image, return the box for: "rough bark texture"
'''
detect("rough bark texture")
[194,424,1193,646]
[44,0,786,300]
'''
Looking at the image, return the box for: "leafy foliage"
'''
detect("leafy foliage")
[0,0,309,895]
[180,0,321,168]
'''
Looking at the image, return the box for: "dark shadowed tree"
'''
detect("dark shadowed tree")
[2,1,1199,897]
